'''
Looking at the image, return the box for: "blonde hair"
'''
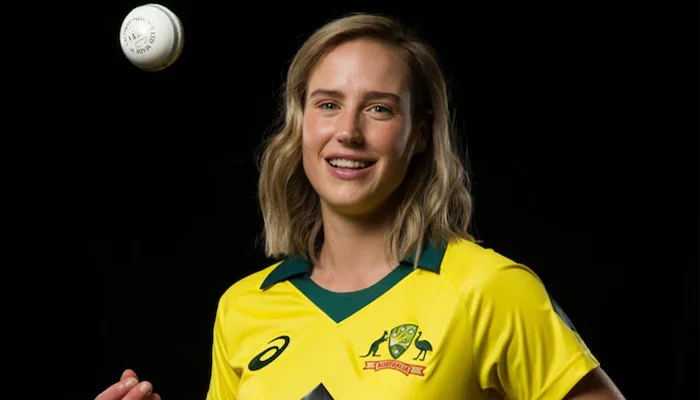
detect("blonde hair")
[257,13,474,265]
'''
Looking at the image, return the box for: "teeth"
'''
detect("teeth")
[328,158,371,169]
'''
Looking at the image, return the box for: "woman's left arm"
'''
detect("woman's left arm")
[564,367,625,400]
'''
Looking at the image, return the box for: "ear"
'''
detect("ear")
[412,120,429,155]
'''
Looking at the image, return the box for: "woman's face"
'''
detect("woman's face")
[302,39,426,218]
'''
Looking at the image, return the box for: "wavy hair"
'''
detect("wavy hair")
[257,13,474,266]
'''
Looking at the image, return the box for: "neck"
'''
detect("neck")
[311,202,399,292]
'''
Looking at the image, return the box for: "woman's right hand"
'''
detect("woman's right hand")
[95,369,161,400]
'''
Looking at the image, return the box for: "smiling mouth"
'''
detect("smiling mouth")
[326,158,376,169]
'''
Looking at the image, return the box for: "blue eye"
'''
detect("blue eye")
[371,105,391,113]
[319,102,338,110]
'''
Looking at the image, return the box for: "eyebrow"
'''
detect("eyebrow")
[308,89,401,104]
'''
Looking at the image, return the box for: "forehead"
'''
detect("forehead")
[307,39,411,96]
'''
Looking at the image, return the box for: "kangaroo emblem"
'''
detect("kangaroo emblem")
[360,331,388,357]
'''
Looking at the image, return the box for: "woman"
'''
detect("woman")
[97,13,624,400]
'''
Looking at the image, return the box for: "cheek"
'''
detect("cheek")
[302,116,329,175]
[302,113,329,151]
[373,128,412,158]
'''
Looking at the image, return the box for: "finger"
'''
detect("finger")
[121,369,138,381]
[147,393,161,400]
[95,377,139,400]
[121,381,153,400]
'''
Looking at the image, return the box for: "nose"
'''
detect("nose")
[335,111,364,146]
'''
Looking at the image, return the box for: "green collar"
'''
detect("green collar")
[260,241,446,290]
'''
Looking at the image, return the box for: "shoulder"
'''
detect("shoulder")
[444,240,602,399]
[439,238,522,283]
[439,238,546,301]
[216,261,283,312]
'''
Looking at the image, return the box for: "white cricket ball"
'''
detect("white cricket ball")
[119,3,184,71]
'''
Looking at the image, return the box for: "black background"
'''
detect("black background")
[39,1,698,399]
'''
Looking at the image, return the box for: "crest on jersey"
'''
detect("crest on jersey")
[388,324,418,359]
[359,323,433,377]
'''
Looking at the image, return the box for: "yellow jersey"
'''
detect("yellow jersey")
[206,239,599,399]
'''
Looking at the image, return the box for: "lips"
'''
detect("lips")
[324,155,376,180]
[324,152,377,169]
[326,158,376,169]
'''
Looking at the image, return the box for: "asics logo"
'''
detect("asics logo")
[248,335,290,371]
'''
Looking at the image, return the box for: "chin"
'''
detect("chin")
[324,196,369,212]
[321,193,390,218]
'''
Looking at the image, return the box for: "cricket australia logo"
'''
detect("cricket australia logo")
[359,323,433,377]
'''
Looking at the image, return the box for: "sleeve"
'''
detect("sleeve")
[470,264,600,400]
[206,295,240,400]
